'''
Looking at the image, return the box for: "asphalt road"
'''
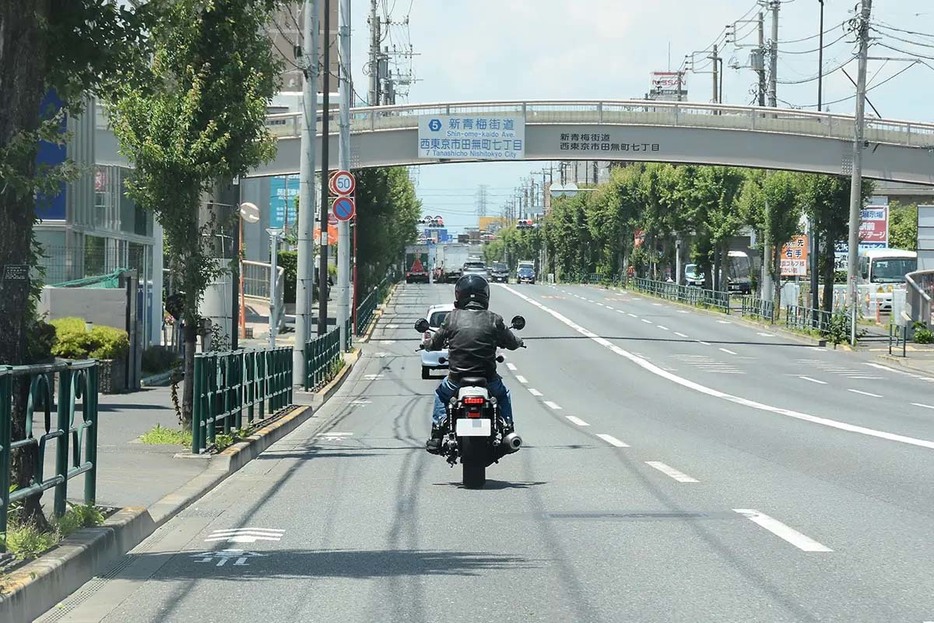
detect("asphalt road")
[42,282,934,623]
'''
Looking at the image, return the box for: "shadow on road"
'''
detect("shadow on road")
[433,479,548,490]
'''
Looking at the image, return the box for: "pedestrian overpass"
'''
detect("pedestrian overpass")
[249,99,934,184]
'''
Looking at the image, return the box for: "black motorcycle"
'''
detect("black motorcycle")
[414,315,526,489]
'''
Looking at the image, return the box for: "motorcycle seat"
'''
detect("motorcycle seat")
[459,376,487,387]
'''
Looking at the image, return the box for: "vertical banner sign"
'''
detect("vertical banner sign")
[418,115,525,160]
[834,199,889,270]
[269,175,299,230]
[780,235,809,276]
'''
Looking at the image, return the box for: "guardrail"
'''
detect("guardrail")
[905,269,934,327]
[632,278,731,313]
[784,304,833,333]
[304,326,344,391]
[192,347,292,454]
[354,276,394,336]
[1,361,99,551]
[738,296,776,322]
[264,99,934,149]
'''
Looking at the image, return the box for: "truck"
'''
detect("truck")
[405,244,430,284]
[435,243,471,283]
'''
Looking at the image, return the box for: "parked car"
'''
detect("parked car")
[489,262,509,283]
[419,303,454,379]
[516,265,536,284]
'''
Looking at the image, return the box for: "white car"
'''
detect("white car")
[420,303,455,379]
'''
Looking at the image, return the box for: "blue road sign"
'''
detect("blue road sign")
[333,196,355,221]
[428,118,442,132]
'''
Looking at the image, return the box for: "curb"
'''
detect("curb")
[0,346,364,622]
[140,370,174,387]
[876,353,934,377]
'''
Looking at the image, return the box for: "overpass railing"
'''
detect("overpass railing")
[265,100,934,149]
[905,269,934,327]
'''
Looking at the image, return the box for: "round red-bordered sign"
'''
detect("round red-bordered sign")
[332,196,355,221]
[329,170,356,196]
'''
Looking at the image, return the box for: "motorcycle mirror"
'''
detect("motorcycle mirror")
[510,315,526,331]
[415,318,430,333]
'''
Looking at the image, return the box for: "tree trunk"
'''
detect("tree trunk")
[1,1,52,529]
[182,319,197,430]
[821,245,835,314]
[772,244,782,308]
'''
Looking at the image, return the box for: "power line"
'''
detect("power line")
[871,25,934,50]
[780,60,917,109]
[777,19,849,44]
[776,54,857,84]
[780,29,851,55]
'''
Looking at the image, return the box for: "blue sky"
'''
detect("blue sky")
[346,1,934,232]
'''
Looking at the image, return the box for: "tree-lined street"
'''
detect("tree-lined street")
[42,282,934,622]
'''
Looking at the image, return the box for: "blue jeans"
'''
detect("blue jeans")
[433,376,513,426]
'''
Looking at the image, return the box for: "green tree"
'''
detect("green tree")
[0,1,146,528]
[888,201,918,250]
[106,0,281,428]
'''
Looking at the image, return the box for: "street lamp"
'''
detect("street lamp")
[238,202,260,339]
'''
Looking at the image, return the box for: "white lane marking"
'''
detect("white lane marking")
[848,389,883,398]
[757,332,775,337]
[606,306,615,311]
[628,313,638,318]
[799,376,827,385]
[641,318,653,324]
[544,400,563,410]
[506,363,517,371]
[379,340,396,345]
[717,320,731,324]
[616,309,626,314]
[363,374,383,380]
[678,310,689,314]
[652,303,662,306]
[699,341,712,346]
[847,375,882,380]
[515,375,528,384]
[645,461,699,483]
[865,362,934,382]
[719,348,737,355]
[733,509,832,553]
[912,402,934,410]
[674,332,689,338]
[657,325,669,331]
[501,284,934,451]
[596,434,629,448]
[566,415,590,427]
[529,388,543,397]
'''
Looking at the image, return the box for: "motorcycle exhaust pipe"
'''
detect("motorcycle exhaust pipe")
[501,432,522,453]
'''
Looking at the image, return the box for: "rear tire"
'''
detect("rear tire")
[460,437,487,489]
[421,366,430,379]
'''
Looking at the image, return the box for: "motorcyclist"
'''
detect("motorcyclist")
[423,273,523,454]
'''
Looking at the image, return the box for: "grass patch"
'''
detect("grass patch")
[1,503,106,563]
[140,424,192,446]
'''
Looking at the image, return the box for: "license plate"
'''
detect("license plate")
[456,418,491,437]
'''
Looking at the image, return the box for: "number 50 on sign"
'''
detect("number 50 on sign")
[329,170,355,196]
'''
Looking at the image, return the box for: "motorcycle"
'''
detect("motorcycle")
[414,315,526,489]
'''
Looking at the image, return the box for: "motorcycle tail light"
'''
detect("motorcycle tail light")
[463,396,485,405]
[467,407,482,418]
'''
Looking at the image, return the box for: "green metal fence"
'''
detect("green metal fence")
[354,276,393,336]
[304,327,344,391]
[1,361,99,552]
[632,278,732,313]
[785,304,833,333]
[192,347,292,454]
[739,296,776,322]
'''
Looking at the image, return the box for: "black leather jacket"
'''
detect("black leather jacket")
[427,304,523,382]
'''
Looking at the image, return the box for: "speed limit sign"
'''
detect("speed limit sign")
[329,170,355,196]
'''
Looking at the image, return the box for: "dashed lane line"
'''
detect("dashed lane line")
[645,461,699,483]
[799,376,827,385]
[544,400,563,410]
[719,348,737,355]
[641,318,653,324]
[506,363,517,371]
[515,375,528,384]
[529,388,543,397]
[675,332,689,338]
[596,434,630,448]
[566,416,590,427]
[848,389,883,398]
[912,402,934,410]
[733,509,832,553]
[657,325,669,331]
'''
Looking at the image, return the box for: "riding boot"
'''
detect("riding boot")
[425,425,443,454]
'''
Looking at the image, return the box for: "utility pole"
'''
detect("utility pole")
[769,0,779,107]
[710,44,720,104]
[846,0,872,345]
[757,11,767,106]
[294,0,319,386]
[812,0,824,316]
[337,0,351,350]
[317,0,332,335]
[368,0,379,106]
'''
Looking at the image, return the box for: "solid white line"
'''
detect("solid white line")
[544,400,563,410]
[596,434,629,448]
[675,332,689,338]
[645,461,698,483]
[641,318,652,324]
[799,376,827,385]
[657,325,669,331]
[500,284,934,451]
[912,402,934,410]
[733,509,833,552]
[208,528,285,535]
[566,415,590,427]
[515,375,528,384]
[719,348,737,355]
[529,388,543,397]
[848,389,883,398]
[506,363,517,371]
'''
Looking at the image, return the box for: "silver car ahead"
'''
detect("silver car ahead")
[420,303,454,379]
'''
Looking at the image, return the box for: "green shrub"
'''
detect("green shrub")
[913,322,934,344]
[51,317,87,335]
[56,504,105,538]
[278,250,297,304]
[88,326,129,360]
[142,346,179,373]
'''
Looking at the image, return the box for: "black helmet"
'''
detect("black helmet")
[454,273,490,309]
